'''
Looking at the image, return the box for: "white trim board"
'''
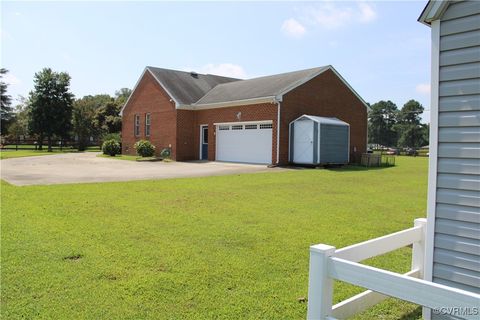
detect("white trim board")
[418,0,450,26]
[213,120,273,126]
[423,19,441,320]
[188,96,277,110]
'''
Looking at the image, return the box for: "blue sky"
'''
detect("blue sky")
[2,1,431,121]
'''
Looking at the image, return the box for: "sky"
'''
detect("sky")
[1,0,432,121]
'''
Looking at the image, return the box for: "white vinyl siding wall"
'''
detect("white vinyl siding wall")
[433,0,480,303]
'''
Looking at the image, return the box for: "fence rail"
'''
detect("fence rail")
[307,218,480,320]
[1,139,101,151]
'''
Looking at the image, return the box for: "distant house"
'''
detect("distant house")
[120,66,367,165]
[419,0,480,300]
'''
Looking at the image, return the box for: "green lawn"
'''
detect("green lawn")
[1,157,428,319]
[0,148,101,160]
[0,150,60,160]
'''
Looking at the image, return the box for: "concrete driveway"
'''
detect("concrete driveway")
[1,152,283,186]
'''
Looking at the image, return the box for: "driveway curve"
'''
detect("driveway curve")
[1,152,282,186]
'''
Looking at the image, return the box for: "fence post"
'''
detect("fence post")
[412,218,428,319]
[412,218,427,278]
[307,244,336,320]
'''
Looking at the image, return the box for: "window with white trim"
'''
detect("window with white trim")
[259,123,272,129]
[245,124,257,129]
[145,113,151,136]
[134,114,140,136]
[231,125,243,130]
[219,125,230,130]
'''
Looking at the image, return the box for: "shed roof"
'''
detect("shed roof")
[293,115,349,126]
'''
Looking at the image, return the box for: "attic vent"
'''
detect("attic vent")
[190,71,198,78]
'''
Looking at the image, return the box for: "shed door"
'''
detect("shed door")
[293,120,314,164]
[216,123,272,164]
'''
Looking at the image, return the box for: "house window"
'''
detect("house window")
[145,113,151,136]
[134,114,140,136]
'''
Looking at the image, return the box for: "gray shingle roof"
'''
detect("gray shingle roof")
[121,65,367,115]
[194,66,329,105]
[146,66,240,105]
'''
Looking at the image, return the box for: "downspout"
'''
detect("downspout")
[276,99,281,165]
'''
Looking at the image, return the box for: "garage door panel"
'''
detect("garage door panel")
[216,124,272,164]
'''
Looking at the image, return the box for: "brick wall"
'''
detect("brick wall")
[121,72,178,158]
[280,69,368,164]
[176,109,196,160]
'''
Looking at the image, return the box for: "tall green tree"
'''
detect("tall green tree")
[395,99,427,148]
[94,100,122,135]
[368,100,398,147]
[28,68,74,151]
[1,68,14,135]
[115,88,132,106]
[72,97,98,151]
[7,96,30,139]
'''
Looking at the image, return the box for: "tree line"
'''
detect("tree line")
[368,99,429,149]
[1,67,429,152]
[1,68,131,151]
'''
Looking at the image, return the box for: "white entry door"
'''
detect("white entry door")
[216,123,272,164]
[293,120,314,164]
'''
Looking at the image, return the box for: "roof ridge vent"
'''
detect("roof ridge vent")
[190,71,199,78]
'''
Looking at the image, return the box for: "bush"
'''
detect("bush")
[160,148,171,159]
[134,140,155,157]
[102,139,120,156]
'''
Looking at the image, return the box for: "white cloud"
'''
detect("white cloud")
[308,3,353,29]
[3,73,21,86]
[416,83,431,95]
[185,63,247,79]
[281,18,306,38]
[296,1,377,30]
[358,2,377,23]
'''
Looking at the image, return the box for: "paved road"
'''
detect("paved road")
[1,152,284,186]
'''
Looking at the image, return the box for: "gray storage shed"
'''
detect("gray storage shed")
[289,115,349,165]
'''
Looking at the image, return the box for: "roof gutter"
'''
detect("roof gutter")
[182,95,278,110]
[276,98,282,165]
[418,0,449,26]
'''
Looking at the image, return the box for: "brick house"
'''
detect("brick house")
[120,66,368,165]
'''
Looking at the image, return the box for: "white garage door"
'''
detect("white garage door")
[216,122,273,164]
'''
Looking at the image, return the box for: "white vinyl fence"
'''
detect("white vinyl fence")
[307,218,480,320]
